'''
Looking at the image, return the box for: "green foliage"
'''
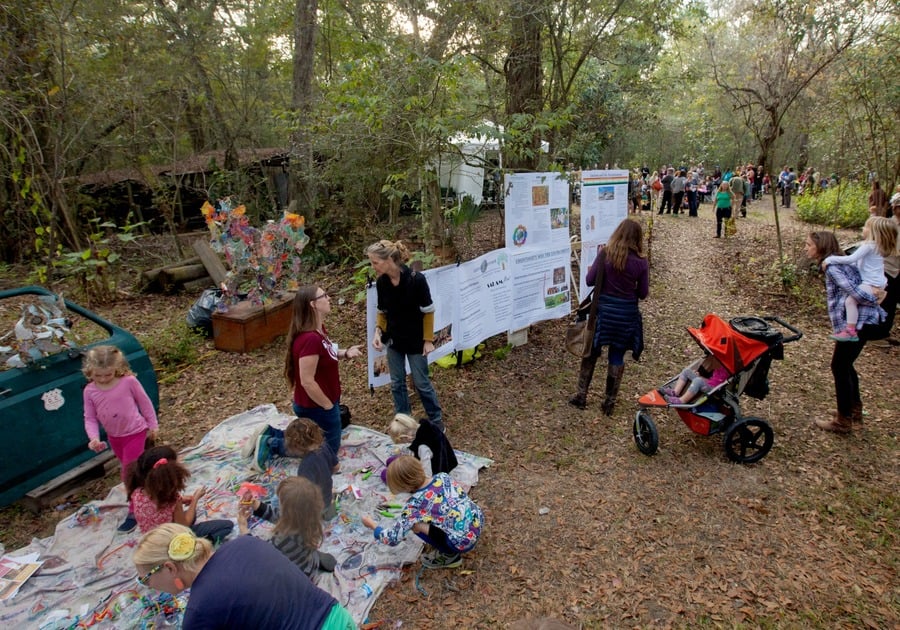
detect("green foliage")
[301,213,358,268]
[350,259,375,304]
[408,250,438,270]
[795,184,869,228]
[444,196,483,245]
[141,322,206,371]
[493,343,513,360]
[32,215,145,306]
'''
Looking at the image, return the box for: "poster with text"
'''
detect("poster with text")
[365,285,392,389]
[504,172,570,250]
[456,249,513,347]
[579,170,628,244]
[578,240,604,301]
[422,265,459,364]
[510,245,572,330]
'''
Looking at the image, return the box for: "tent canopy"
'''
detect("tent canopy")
[439,121,548,205]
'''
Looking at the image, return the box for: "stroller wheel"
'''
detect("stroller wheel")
[723,416,773,464]
[633,410,659,456]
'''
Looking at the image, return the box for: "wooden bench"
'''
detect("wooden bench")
[20,450,117,513]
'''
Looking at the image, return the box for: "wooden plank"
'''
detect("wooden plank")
[20,451,117,513]
[192,239,229,286]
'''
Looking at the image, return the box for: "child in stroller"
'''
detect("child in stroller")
[633,314,802,464]
[661,355,729,405]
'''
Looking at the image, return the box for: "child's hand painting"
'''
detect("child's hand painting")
[361,515,377,529]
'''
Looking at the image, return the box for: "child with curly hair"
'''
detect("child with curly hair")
[237,477,337,577]
[362,455,483,570]
[82,345,158,532]
[125,445,233,542]
[247,418,338,519]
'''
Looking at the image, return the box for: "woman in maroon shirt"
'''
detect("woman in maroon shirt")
[283,285,361,455]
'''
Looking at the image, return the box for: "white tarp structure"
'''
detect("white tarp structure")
[436,122,549,206]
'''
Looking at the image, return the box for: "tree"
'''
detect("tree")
[705,0,877,267]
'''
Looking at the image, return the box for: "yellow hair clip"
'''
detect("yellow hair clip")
[168,532,196,561]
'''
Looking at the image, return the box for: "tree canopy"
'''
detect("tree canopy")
[0,0,895,264]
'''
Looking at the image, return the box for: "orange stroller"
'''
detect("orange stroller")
[634,315,802,464]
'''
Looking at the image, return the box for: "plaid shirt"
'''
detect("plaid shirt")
[825,264,885,332]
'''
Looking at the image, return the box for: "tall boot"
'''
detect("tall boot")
[600,364,626,416]
[814,411,852,434]
[569,355,597,410]
[849,401,863,430]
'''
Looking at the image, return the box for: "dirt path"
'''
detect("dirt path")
[366,201,898,628]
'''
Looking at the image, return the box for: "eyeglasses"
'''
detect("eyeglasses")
[313,293,329,301]
[136,563,163,586]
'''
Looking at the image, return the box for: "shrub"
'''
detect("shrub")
[795,184,869,229]
[141,322,206,370]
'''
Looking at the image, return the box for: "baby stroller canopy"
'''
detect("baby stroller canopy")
[688,314,771,375]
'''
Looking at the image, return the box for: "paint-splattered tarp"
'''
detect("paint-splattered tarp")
[0,404,492,628]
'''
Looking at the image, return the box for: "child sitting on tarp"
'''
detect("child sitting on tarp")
[662,355,729,405]
[126,445,234,542]
[246,418,338,519]
[362,455,484,569]
[236,477,337,576]
[381,413,457,482]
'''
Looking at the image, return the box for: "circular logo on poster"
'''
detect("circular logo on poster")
[512,225,527,247]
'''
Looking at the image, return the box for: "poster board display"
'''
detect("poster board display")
[365,169,628,387]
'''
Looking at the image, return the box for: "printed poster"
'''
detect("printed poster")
[579,169,628,244]
[509,245,572,330]
[456,250,512,347]
[504,172,570,250]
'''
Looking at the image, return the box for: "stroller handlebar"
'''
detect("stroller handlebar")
[762,316,803,343]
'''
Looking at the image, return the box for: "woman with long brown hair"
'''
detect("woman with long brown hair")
[805,231,888,432]
[570,218,649,415]
[280,285,362,456]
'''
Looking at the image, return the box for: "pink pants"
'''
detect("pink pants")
[108,430,148,481]
[108,431,147,514]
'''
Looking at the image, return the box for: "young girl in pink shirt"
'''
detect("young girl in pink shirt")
[126,445,233,542]
[82,345,158,532]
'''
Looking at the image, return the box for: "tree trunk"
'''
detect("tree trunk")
[504,0,543,171]
[290,0,319,218]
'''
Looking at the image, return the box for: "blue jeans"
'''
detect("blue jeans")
[608,346,625,366]
[415,524,463,555]
[293,401,342,455]
[386,346,443,428]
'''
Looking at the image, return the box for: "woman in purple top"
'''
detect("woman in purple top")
[570,219,649,415]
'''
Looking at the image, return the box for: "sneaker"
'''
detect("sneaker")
[252,433,272,472]
[659,386,677,396]
[118,514,137,533]
[421,551,462,569]
[241,424,270,458]
[664,394,683,405]
[829,328,859,342]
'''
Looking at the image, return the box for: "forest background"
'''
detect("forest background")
[0,1,899,627]
[1,0,898,273]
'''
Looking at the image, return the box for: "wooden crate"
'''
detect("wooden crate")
[212,293,294,353]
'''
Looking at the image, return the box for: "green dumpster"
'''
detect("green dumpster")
[0,286,159,507]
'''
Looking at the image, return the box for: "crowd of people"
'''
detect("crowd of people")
[72,181,899,626]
